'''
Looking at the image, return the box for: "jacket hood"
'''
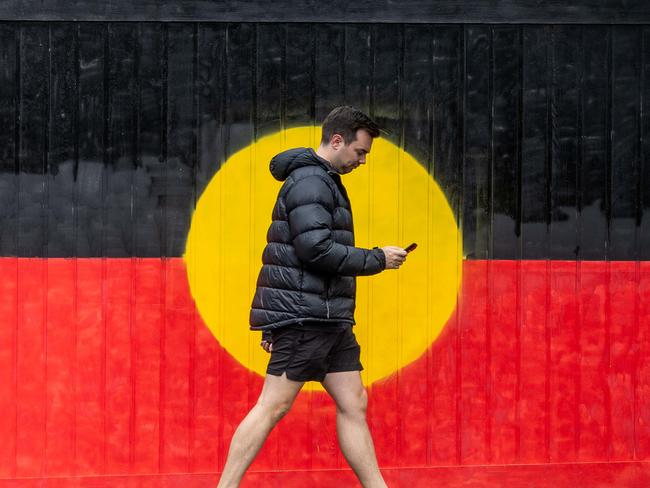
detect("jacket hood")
[269,147,338,181]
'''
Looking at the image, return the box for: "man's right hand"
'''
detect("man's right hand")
[381,246,408,269]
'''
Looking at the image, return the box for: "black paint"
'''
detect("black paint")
[0,22,648,260]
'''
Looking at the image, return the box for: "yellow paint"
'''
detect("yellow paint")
[184,126,462,391]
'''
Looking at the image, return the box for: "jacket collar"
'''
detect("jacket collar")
[308,148,341,177]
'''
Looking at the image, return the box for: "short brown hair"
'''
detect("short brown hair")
[320,105,380,145]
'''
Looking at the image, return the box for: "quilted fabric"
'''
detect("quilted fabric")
[249,147,386,332]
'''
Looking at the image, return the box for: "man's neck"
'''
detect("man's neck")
[314,147,340,174]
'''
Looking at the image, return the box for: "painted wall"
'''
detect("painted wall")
[0,17,649,487]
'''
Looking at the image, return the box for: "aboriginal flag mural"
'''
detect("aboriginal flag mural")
[1,19,650,487]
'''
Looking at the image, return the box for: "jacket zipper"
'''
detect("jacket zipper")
[325,278,330,318]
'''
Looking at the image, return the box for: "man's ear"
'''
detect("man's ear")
[330,133,344,149]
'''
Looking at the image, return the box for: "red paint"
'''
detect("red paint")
[0,258,649,486]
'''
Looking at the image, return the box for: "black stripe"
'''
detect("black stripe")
[0,21,647,260]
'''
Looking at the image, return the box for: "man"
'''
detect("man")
[217,106,408,488]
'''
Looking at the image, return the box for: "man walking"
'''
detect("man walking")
[217,106,408,488]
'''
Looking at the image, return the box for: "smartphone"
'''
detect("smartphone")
[404,242,417,253]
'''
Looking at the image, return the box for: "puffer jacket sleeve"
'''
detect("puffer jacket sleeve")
[285,174,386,276]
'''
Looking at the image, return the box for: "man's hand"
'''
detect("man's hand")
[260,339,273,353]
[381,246,408,269]
[260,330,273,353]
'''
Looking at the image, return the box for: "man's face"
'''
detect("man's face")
[329,129,373,174]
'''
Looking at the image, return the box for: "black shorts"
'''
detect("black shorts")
[266,323,363,382]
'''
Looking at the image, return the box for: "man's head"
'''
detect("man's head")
[317,106,380,174]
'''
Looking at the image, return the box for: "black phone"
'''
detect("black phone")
[404,242,417,253]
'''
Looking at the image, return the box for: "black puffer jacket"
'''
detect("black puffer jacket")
[249,147,386,332]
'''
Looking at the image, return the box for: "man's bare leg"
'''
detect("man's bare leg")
[321,371,387,488]
[217,372,305,488]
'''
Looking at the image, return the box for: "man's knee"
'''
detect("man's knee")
[257,398,293,423]
[337,388,368,417]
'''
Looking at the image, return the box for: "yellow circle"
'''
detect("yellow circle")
[184,126,462,391]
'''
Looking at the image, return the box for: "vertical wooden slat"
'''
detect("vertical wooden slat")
[396,21,406,468]
[398,23,433,468]
[131,22,164,473]
[609,26,641,461]
[103,22,137,474]
[603,24,614,463]
[424,24,462,466]
[253,21,288,471]
[163,22,196,473]
[515,25,524,463]
[311,22,345,471]
[188,21,199,473]
[215,21,228,473]
[157,24,169,473]
[461,24,490,465]
[519,21,548,454]
[267,22,312,471]
[0,22,18,477]
[192,22,226,473]
[638,27,650,460]
[15,23,49,477]
[44,22,77,476]
[541,26,553,462]
[486,25,496,465]
[287,22,335,472]
[577,25,609,462]
[424,23,437,468]
[489,25,521,464]
[75,22,107,475]
[343,20,379,467]
[367,22,402,469]
[217,19,256,473]
[547,25,580,463]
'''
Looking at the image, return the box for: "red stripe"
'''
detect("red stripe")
[0,258,649,485]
